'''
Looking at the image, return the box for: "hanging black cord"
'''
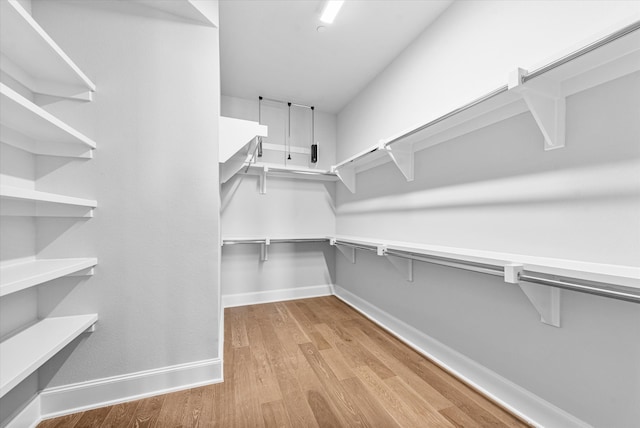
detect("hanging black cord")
[287,102,292,160]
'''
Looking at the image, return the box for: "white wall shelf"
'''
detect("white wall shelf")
[219,116,268,183]
[0,186,97,217]
[0,258,97,297]
[0,83,97,158]
[241,163,337,194]
[0,0,95,100]
[223,236,329,262]
[330,235,640,326]
[0,314,98,398]
[331,22,640,193]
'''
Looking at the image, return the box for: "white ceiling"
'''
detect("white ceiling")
[219,0,453,113]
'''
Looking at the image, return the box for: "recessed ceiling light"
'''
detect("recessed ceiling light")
[316,25,327,33]
[320,0,344,24]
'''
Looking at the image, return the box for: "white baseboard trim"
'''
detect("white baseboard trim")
[4,395,41,428]
[38,358,222,420]
[333,285,590,428]
[222,284,334,308]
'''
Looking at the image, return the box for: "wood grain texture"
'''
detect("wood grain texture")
[38,296,529,427]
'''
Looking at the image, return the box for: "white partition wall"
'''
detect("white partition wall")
[0,1,221,425]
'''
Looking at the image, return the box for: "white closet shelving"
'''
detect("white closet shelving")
[331,22,640,192]
[0,314,98,398]
[0,0,99,405]
[0,258,97,297]
[0,0,95,99]
[0,83,96,158]
[219,116,268,183]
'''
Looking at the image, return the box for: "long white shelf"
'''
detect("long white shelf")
[331,235,640,289]
[0,83,97,158]
[331,21,640,192]
[0,186,97,209]
[0,314,97,398]
[0,0,95,99]
[0,258,97,297]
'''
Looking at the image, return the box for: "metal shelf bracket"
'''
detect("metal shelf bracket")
[378,245,413,282]
[505,264,561,327]
[509,68,566,151]
[380,141,414,181]
[260,238,270,261]
[333,164,357,193]
[330,238,356,263]
[259,166,268,195]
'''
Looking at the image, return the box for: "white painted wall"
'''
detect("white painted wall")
[334,2,640,425]
[220,95,336,300]
[0,1,220,423]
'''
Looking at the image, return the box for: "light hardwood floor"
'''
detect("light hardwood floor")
[38,296,529,427]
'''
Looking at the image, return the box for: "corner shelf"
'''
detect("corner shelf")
[219,116,268,184]
[0,83,96,158]
[0,314,98,398]
[0,258,97,297]
[331,21,640,193]
[330,235,640,326]
[0,186,97,217]
[0,0,95,100]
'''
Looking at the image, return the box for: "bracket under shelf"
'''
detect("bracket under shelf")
[378,246,413,282]
[508,68,566,151]
[330,238,356,263]
[504,264,561,327]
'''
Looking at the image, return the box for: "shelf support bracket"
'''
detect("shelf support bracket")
[378,246,413,282]
[380,142,414,181]
[84,322,97,333]
[504,264,561,327]
[259,166,268,195]
[333,164,357,193]
[330,239,355,263]
[260,238,270,261]
[509,68,565,151]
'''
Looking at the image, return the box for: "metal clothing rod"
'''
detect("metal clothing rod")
[524,20,640,82]
[384,249,504,278]
[224,238,330,245]
[383,248,640,304]
[384,85,509,149]
[260,96,313,110]
[333,241,379,253]
[519,274,640,304]
[266,167,335,177]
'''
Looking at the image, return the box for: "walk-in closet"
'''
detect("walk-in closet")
[1,1,639,427]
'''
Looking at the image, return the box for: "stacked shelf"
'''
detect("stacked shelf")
[0,83,96,158]
[0,315,98,398]
[0,258,97,297]
[0,0,99,408]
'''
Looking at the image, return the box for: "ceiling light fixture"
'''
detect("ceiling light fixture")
[320,0,344,24]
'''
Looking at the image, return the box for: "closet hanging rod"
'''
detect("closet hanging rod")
[382,248,640,304]
[266,167,336,177]
[260,96,314,110]
[523,19,640,82]
[223,238,329,245]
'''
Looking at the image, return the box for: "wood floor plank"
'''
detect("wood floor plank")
[345,319,454,410]
[258,316,319,427]
[233,346,265,428]
[36,298,527,428]
[153,388,190,427]
[340,376,401,428]
[261,400,293,428]
[38,412,83,428]
[351,317,511,427]
[98,401,140,427]
[306,388,350,428]
[127,395,165,428]
[299,342,377,427]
